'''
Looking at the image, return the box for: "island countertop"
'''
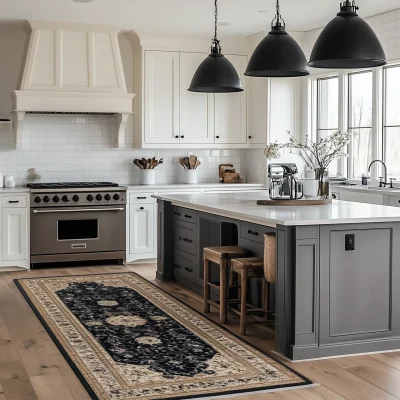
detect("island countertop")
[154,191,400,227]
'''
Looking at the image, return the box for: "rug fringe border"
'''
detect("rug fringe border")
[189,383,320,400]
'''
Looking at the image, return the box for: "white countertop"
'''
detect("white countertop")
[125,183,265,191]
[154,191,400,227]
[0,187,30,194]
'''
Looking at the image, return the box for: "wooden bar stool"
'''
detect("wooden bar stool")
[203,246,248,324]
[230,258,265,335]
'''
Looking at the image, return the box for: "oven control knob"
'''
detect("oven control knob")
[104,194,111,201]
[87,194,94,202]
[72,195,79,202]
[53,196,60,203]
[62,195,70,202]
[96,194,103,201]
[113,194,120,201]
[34,196,41,203]
[43,196,50,203]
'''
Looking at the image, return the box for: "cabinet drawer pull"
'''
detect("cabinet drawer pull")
[174,264,181,269]
[180,237,193,243]
[9,200,19,204]
[248,230,259,236]
[184,214,192,219]
[137,196,147,200]
[185,267,193,273]
[174,212,181,216]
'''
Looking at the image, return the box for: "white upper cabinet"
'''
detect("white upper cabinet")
[214,55,247,144]
[179,53,215,144]
[269,78,299,142]
[144,51,180,144]
[248,77,269,145]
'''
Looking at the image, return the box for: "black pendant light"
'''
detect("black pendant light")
[308,1,386,69]
[188,0,243,93]
[245,0,309,77]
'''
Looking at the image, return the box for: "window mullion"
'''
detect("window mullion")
[372,67,383,181]
[339,72,349,178]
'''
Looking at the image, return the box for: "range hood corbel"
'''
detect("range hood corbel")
[13,21,135,149]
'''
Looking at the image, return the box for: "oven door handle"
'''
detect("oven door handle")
[32,207,125,214]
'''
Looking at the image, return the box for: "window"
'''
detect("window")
[348,71,373,178]
[317,77,339,176]
[384,66,400,177]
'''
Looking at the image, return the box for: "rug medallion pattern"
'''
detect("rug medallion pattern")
[16,273,312,400]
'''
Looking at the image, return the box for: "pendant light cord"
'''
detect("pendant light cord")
[211,0,221,53]
[271,0,286,30]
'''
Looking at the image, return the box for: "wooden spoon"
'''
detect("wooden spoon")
[189,155,197,170]
[179,158,187,169]
[133,159,142,169]
[183,157,190,170]
[194,159,201,169]
[142,158,148,169]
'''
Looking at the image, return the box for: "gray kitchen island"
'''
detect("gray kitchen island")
[155,191,400,361]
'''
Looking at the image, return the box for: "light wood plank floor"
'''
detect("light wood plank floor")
[1,263,400,400]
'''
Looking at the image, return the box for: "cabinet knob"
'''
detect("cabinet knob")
[248,136,252,139]
[175,135,179,139]
[181,135,184,138]
[216,136,220,139]
[140,207,144,210]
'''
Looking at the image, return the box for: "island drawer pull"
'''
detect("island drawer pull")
[180,237,193,243]
[184,214,192,219]
[9,200,19,203]
[174,264,181,269]
[137,196,147,200]
[185,267,193,273]
[248,230,259,236]
[174,212,181,216]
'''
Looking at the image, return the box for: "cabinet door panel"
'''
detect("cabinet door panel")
[2,208,28,261]
[180,53,215,144]
[215,55,247,144]
[320,227,392,344]
[144,51,180,144]
[129,204,154,254]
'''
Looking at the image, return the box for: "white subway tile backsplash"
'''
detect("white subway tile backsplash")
[0,115,247,186]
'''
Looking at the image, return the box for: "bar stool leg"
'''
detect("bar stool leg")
[220,259,228,324]
[240,270,248,335]
[263,280,269,318]
[203,259,211,313]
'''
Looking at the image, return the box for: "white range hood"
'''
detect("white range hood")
[13,21,135,148]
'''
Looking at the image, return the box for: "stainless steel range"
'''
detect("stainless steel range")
[28,182,126,268]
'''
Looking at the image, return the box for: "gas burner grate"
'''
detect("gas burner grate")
[27,182,119,189]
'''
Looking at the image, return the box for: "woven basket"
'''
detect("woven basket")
[264,233,276,283]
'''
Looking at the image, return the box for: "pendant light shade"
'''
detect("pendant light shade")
[245,0,309,77]
[308,1,386,69]
[188,0,243,93]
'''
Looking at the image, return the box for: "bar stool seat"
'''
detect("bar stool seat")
[203,246,248,324]
[230,258,266,335]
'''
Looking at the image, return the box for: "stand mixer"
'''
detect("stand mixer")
[268,163,304,200]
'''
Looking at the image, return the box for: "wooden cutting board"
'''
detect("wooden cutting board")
[257,198,332,206]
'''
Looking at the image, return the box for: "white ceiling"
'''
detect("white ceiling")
[1,0,399,36]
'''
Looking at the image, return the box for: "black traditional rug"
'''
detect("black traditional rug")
[15,273,314,400]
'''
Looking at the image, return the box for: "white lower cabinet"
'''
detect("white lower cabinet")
[2,207,28,262]
[129,203,154,255]
[0,194,30,270]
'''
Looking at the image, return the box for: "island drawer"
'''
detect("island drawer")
[173,206,197,224]
[240,221,267,244]
[173,249,197,283]
[174,219,197,255]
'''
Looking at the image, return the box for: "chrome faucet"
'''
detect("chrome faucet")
[368,160,388,187]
